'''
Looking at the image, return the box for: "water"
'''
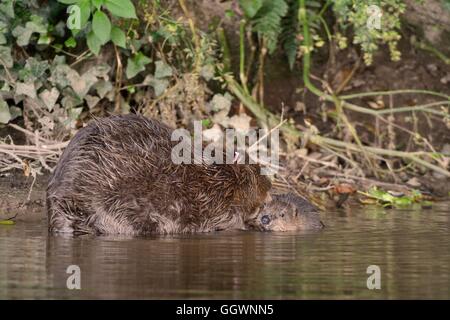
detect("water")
[0,203,449,299]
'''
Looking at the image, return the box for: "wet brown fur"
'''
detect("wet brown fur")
[47,114,271,235]
[248,193,324,231]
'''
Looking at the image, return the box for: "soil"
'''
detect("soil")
[263,33,450,149]
[0,170,48,222]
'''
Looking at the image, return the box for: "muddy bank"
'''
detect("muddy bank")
[0,171,48,221]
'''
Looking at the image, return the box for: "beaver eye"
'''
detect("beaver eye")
[261,215,271,225]
[281,213,285,217]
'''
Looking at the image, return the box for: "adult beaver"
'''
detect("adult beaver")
[47,114,272,235]
[248,193,324,231]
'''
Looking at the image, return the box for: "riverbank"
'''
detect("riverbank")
[0,171,47,221]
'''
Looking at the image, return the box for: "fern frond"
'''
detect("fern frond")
[252,0,288,53]
[280,0,299,69]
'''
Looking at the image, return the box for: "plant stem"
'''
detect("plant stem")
[341,89,450,101]
[239,20,249,94]
[178,0,201,73]
[217,28,231,72]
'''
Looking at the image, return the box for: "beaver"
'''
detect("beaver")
[46,114,272,235]
[247,193,324,231]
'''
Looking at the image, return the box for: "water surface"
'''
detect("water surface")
[0,203,449,299]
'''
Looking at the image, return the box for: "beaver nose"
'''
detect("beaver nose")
[261,215,271,225]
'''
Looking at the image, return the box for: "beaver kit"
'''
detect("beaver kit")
[47,114,323,235]
[248,193,324,231]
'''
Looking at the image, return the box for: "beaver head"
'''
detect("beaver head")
[248,193,324,231]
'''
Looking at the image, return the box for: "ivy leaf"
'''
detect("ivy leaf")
[9,106,21,121]
[143,75,169,97]
[39,88,60,111]
[12,26,33,46]
[0,45,13,68]
[154,60,172,79]
[104,0,137,19]
[87,31,102,55]
[111,26,126,48]
[126,52,151,79]
[92,10,111,44]
[15,82,37,99]
[65,37,77,48]
[0,99,11,124]
[239,0,263,18]
[0,0,14,18]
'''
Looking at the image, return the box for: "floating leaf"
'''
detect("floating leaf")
[0,220,15,225]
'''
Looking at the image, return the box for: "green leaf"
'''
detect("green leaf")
[111,26,126,48]
[104,0,137,19]
[0,99,11,124]
[78,0,92,29]
[393,197,413,206]
[38,34,52,45]
[252,0,288,53]
[92,0,104,10]
[57,0,80,4]
[65,37,77,48]
[92,10,111,44]
[87,31,102,55]
[239,0,263,18]
[126,52,151,79]
[0,220,15,225]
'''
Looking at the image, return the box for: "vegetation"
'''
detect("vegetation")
[0,0,449,207]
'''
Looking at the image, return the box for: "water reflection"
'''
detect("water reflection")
[0,203,449,299]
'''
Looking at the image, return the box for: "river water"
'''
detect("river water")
[0,202,449,299]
